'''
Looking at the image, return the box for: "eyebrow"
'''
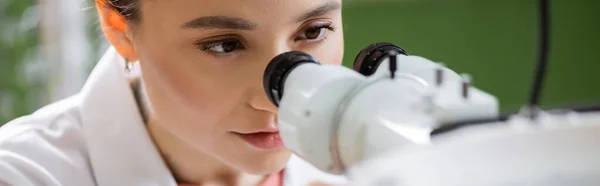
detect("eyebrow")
[182,16,257,30]
[181,1,341,30]
[296,1,342,22]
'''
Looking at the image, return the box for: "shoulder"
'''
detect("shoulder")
[0,95,84,145]
[283,155,347,186]
[0,95,95,185]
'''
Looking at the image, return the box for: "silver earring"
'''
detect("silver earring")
[125,57,133,72]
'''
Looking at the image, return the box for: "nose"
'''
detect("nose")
[248,44,291,114]
[249,93,278,114]
[248,72,279,114]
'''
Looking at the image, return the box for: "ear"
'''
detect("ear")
[96,0,139,61]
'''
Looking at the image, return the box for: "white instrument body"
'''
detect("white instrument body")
[348,111,600,186]
[278,54,498,173]
[274,53,600,185]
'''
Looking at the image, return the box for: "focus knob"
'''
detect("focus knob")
[353,42,408,76]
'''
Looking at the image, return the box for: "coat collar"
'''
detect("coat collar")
[78,47,346,186]
[79,47,177,185]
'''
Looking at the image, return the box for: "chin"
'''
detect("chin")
[236,149,292,175]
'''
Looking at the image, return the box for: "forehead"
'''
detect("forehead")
[140,0,341,27]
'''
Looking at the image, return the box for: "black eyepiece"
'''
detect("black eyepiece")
[264,51,320,107]
[353,42,408,76]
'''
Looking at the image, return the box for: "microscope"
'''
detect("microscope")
[263,42,600,186]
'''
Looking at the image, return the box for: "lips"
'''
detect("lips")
[236,131,284,150]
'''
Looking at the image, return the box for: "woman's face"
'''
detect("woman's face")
[132,0,344,174]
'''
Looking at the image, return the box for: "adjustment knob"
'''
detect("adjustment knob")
[353,42,408,76]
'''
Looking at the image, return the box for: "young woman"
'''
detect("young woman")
[0,0,346,185]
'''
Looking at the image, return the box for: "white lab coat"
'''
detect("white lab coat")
[0,47,346,186]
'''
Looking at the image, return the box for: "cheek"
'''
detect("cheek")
[333,36,345,65]
[134,28,250,134]
[314,31,345,65]
[140,61,210,127]
[135,38,231,129]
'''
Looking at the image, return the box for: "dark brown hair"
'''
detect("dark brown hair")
[103,0,141,22]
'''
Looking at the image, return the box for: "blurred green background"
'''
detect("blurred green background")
[342,0,600,114]
[1,0,599,125]
[1,0,40,125]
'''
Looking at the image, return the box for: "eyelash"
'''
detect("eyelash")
[295,22,336,41]
[196,37,245,57]
[196,22,336,57]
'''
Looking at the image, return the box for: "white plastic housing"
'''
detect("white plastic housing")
[277,63,365,173]
[374,55,499,123]
[337,55,499,167]
[277,54,499,174]
[346,111,600,186]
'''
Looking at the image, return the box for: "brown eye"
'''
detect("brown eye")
[304,27,325,40]
[202,39,245,54]
[296,23,335,41]
[220,40,241,53]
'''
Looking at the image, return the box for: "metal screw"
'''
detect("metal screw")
[388,51,398,79]
[436,63,446,86]
[461,74,472,99]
